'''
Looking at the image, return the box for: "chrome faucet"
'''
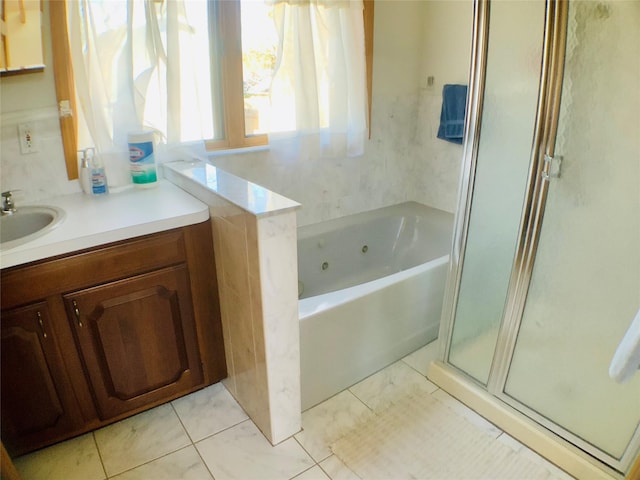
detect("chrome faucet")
[2,191,17,215]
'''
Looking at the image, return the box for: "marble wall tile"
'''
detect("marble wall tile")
[257,212,302,443]
[214,214,251,298]
[207,90,461,228]
[213,208,272,435]
[219,267,268,432]
[209,215,238,397]
[412,92,465,213]
[246,280,272,439]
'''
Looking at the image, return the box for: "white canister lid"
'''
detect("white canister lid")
[128,131,155,144]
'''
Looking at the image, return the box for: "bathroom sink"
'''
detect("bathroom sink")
[0,206,65,249]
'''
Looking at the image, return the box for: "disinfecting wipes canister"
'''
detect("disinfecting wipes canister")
[128,131,158,187]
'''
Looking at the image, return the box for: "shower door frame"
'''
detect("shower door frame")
[438,0,640,474]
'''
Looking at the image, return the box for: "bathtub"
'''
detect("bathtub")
[298,202,454,409]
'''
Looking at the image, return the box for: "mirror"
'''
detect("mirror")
[1,0,45,75]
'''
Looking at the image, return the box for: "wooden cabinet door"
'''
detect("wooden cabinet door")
[1,302,81,455]
[64,265,204,420]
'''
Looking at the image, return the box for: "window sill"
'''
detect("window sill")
[206,144,270,157]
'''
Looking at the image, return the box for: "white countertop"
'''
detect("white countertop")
[163,160,301,217]
[0,180,209,269]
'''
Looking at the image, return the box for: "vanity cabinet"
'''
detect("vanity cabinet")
[0,220,226,456]
[63,265,204,420]
[1,302,83,451]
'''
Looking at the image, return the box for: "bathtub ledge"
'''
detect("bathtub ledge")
[162,159,301,218]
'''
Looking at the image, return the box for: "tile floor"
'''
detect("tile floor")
[13,342,574,480]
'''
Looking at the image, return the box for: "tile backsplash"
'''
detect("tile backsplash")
[0,86,461,226]
[0,107,81,202]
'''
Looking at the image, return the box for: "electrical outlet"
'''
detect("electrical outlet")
[18,123,38,154]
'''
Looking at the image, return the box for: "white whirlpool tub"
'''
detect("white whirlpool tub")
[298,202,454,409]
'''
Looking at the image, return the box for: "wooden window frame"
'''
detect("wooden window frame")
[205,0,267,151]
[51,0,374,180]
[364,0,374,139]
[50,0,78,180]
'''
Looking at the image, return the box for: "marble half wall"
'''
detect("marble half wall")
[163,161,302,445]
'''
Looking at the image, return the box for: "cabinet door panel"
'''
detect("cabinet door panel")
[1,303,80,454]
[65,265,203,419]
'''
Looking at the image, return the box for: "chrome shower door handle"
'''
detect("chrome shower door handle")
[541,154,563,181]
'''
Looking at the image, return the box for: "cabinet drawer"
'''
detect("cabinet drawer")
[2,229,187,309]
[63,265,204,420]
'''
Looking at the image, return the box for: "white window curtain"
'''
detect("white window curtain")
[67,0,367,170]
[268,0,368,159]
[67,0,213,184]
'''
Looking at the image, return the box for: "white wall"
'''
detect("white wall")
[0,1,473,225]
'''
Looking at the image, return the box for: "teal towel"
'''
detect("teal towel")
[437,84,467,145]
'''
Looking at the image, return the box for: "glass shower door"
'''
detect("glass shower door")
[501,0,640,470]
[447,0,546,386]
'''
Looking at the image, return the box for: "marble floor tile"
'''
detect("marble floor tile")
[295,390,374,463]
[318,455,361,480]
[94,403,192,477]
[549,469,577,480]
[497,432,526,453]
[13,433,105,480]
[109,446,213,480]
[519,447,576,480]
[349,360,439,412]
[196,419,314,480]
[402,340,441,376]
[431,388,503,438]
[172,383,249,442]
[291,465,331,480]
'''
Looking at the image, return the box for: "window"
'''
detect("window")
[51,1,374,180]
[212,0,375,151]
[206,0,278,150]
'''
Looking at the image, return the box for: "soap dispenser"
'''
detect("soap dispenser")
[90,150,109,195]
[79,148,93,195]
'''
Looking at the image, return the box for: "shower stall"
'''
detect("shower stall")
[429,0,640,478]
